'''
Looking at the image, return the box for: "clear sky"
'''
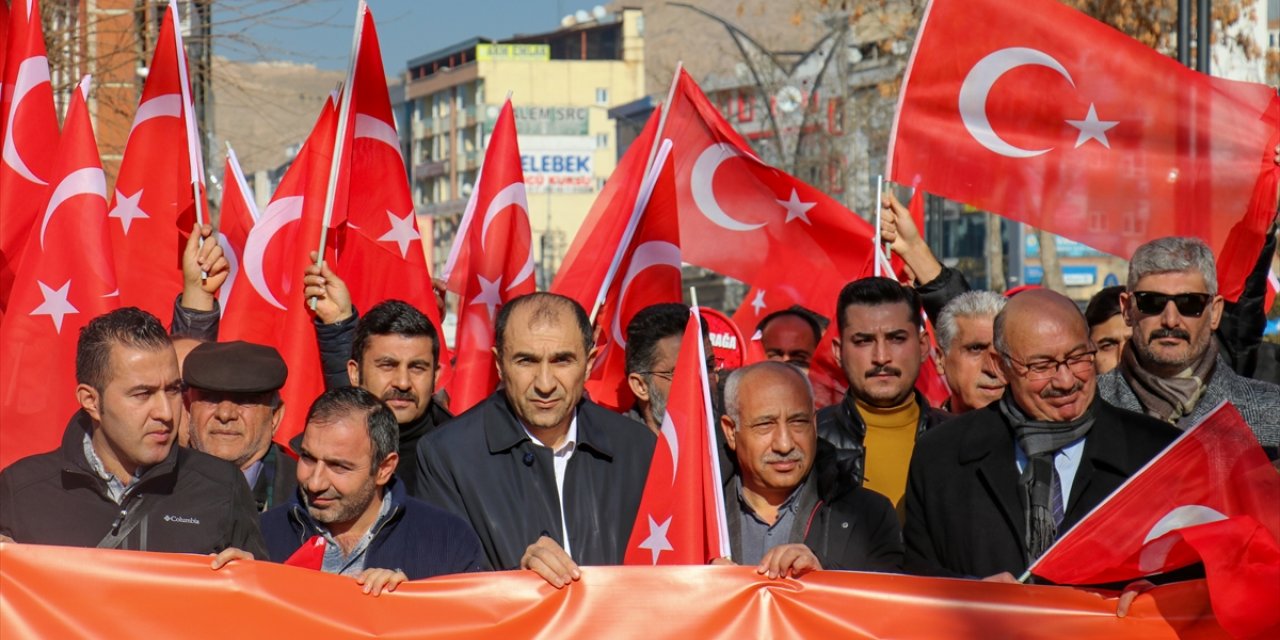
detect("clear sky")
[214,0,608,73]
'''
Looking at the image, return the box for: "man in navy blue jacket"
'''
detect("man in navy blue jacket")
[260,387,484,595]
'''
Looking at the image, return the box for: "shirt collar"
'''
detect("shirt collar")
[242,458,265,488]
[82,432,144,503]
[521,413,578,456]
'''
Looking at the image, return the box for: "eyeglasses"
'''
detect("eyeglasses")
[999,350,1097,381]
[637,357,721,381]
[1131,291,1212,318]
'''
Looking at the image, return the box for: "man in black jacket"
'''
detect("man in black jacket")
[416,293,656,586]
[183,340,296,512]
[903,289,1179,579]
[301,261,452,496]
[719,362,902,577]
[817,277,950,517]
[0,308,266,559]
[260,387,483,595]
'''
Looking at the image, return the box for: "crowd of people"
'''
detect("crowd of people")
[1,188,1277,606]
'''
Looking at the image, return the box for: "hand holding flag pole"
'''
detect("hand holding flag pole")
[310,0,365,310]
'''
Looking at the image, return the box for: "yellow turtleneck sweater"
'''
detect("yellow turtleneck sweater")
[856,397,920,521]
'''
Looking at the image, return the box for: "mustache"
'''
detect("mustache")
[865,365,902,378]
[305,490,340,505]
[382,389,418,403]
[1148,328,1191,342]
[1040,382,1083,399]
[762,450,805,464]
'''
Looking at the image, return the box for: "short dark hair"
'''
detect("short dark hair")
[756,305,824,345]
[1084,285,1125,328]
[351,300,439,366]
[835,277,923,334]
[77,307,172,392]
[304,387,399,468]
[495,292,593,357]
[625,303,690,375]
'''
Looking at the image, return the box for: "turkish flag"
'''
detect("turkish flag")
[551,108,661,311]
[889,0,1280,302]
[0,78,117,469]
[214,144,258,316]
[1030,401,1280,638]
[220,95,339,448]
[334,6,450,380]
[107,0,207,320]
[443,100,535,414]
[666,69,876,319]
[283,535,327,571]
[584,140,683,412]
[624,309,730,565]
[0,0,60,314]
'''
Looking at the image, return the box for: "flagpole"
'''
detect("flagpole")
[588,62,684,324]
[874,175,885,277]
[311,0,365,310]
[690,287,732,561]
[224,141,260,223]
[169,0,209,280]
[589,138,673,324]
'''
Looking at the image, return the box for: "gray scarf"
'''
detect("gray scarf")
[998,393,1096,561]
[1118,336,1218,425]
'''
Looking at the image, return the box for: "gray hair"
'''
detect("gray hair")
[937,291,1006,353]
[1127,237,1218,295]
[722,361,814,427]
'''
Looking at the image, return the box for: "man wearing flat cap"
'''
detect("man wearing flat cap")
[184,340,297,512]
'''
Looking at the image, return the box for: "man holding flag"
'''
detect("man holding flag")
[719,362,902,576]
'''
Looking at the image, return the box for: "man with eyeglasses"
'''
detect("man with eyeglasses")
[1098,237,1280,451]
[903,289,1178,579]
[623,303,717,434]
[183,340,297,512]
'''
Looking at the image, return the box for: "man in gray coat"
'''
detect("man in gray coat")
[1097,237,1280,452]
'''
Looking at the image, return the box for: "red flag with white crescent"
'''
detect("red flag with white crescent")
[551,108,662,312]
[624,308,730,565]
[107,0,208,320]
[220,95,339,448]
[0,77,118,469]
[1030,401,1280,639]
[0,0,61,315]
[888,0,1280,302]
[666,69,875,319]
[445,100,535,414]
[334,6,451,383]
[585,139,683,412]
[214,144,258,316]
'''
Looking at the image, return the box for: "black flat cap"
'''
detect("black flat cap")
[183,341,288,393]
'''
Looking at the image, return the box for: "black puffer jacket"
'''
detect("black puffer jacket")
[0,411,266,557]
[816,390,951,486]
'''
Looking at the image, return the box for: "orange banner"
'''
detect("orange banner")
[0,544,1230,638]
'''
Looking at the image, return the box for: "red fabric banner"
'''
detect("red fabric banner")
[0,544,1231,638]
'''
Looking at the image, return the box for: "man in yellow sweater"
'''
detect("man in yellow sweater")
[816,277,952,518]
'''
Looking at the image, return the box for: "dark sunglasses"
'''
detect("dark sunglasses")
[1131,291,1212,317]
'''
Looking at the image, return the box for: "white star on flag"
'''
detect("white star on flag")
[108,189,150,235]
[1065,104,1119,149]
[30,280,79,333]
[376,210,420,259]
[750,289,767,315]
[637,515,674,565]
[471,274,503,321]
[776,189,816,224]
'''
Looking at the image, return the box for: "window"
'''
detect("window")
[827,98,844,135]
[595,88,609,105]
[596,133,609,148]
[737,91,753,122]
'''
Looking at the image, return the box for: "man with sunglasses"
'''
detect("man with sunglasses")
[904,289,1178,578]
[1098,237,1280,451]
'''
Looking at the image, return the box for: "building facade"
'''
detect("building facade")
[402,8,645,287]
